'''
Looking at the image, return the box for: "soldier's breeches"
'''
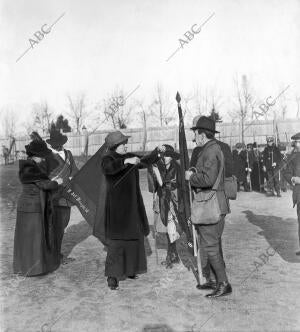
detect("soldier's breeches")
[197,216,228,283]
[267,169,280,192]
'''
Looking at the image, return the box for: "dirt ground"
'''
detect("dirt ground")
[0,163,300,332]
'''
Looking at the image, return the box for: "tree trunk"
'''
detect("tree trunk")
[141,111,147,152]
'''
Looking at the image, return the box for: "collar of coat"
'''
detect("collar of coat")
[198,139,218,152]
[19,159,49,184]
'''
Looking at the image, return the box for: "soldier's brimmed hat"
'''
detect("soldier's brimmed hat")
[25,140,52,158]
[266,136,274,142]
[160,144,180,160]
[235,143,243,149]
[46,130,68,146]
[105,131,131,149]
[190,116,219,133]
[246,143,253,149]
[291,132,300,141]
[191,115,201,128]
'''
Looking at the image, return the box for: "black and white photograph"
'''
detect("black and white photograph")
[0,0,300,331]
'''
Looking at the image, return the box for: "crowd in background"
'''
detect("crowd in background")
[232,136,290,196]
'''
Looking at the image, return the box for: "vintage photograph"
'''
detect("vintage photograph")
[0,0,299,331]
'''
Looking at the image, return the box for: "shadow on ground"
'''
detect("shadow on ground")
[243,209,300,263]
[142,324,176,331]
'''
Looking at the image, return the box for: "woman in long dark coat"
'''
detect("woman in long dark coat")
[13,139,62,276]
[102,131,159,290]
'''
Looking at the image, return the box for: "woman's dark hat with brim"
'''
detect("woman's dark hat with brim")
[160,144,180,160]
[105,131,131,149]
[46,130,68,146]
[190,116,219,133]
[25,140,52,157]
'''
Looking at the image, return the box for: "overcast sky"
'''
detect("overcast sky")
[0,0,299,135]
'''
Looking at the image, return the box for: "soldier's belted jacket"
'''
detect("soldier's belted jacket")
[189,140,230,215]
[46,149,78,207]
[263,145,282,170]
[283,150,300,206]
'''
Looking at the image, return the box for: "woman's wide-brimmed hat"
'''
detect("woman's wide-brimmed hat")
[25,140,52,157]
[46,130,68,146]
[105,131,131,149]
[190,116,219,133]
[160,144,180,160]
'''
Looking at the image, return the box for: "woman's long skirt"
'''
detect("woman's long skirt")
[105,233,147,278]
[13,211,60,276]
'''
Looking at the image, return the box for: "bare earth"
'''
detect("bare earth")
[0,164,300,332]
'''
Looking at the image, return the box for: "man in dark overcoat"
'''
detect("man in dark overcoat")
[283,132,300,255]
[45,130,78,261]
[240,143,254,191]
[251,142,265,192]
[185,116,232,298]
[233,143,248,191]
[262,136,282,197]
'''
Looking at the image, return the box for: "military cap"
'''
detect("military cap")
[266,136,274,142]
[235,143,243,149]
[291,132,300,141]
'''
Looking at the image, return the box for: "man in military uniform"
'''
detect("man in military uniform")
[240,143,254,191]
[186,116,232,298]
[251,142,265,192]
[233,143,248,191]
[46,130,78,262]
[284,132,300,255]
[262,136,282,197]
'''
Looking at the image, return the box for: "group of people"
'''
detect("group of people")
[12,115,300,300]
[13,131,78,276]
[233,137,288,196]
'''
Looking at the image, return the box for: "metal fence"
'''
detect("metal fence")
[1,118,299,164]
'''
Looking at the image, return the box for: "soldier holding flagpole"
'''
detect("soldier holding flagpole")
[185,116,232,298]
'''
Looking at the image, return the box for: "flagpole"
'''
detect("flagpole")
[188,183,197,257]
[176,91,205,285]
[151,168,159,265]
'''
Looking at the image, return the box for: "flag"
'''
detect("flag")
[176,92,192,244]
[62,143,108,245]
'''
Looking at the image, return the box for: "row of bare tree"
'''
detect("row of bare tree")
[1,77,299,139]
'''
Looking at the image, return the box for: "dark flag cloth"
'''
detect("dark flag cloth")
[176,92,193,245]
[61,144,160,245]
[61,143,108,245]
[176,92,199,283]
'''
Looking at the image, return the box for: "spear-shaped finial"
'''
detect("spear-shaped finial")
[176,91,181,103]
